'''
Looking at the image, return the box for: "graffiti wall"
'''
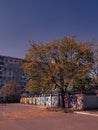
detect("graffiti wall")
[20,93,98,110]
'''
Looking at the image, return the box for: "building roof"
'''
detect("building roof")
[0,55,24,61]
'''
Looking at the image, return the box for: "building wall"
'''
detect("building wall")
[0,55,27,88]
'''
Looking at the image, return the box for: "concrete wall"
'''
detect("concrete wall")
[83,95,98,109]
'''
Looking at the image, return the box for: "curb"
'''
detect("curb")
[74,111,98,117]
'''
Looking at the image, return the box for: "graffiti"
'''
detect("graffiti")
[76,94,83,110]
[32,97,36,105]
[20,93,97,110]
[52,96,58,106]
[46,96,52,106]
[64,96,68,108]
[29,98,33,104]
[36,97,40,105]
[68,95,77,109]
[40,96,46,105]
[64,94,84,110]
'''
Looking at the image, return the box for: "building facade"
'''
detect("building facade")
[0,55,27,89]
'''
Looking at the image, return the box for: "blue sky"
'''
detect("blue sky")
[0,0,98,58]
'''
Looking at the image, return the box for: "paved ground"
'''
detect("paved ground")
[0,103,98,130]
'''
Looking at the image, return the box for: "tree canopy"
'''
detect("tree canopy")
[23,36,95,108]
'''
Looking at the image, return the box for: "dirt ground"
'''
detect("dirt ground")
[0,103,98,130]
[0,104,62,119]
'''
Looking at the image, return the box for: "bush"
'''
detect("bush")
[0,81,21,103]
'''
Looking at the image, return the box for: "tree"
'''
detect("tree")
[23,36,94,108]
[25,79,41,96]
[90,43,98,87]
[1,81,21,103]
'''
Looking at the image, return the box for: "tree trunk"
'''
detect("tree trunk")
[61,89,65,108]
[59,68,65,108]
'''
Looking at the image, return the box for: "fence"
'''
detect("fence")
[20,93,98,110]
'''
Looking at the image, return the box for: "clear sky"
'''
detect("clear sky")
[0,0,98,58]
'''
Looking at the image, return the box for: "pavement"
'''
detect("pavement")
[45,106,98,117]
[74,111,98,117]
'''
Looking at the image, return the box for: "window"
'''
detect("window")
[0,57,4,61]
[4,68,7,71]
[9,72,11,76]
[0,71,2,74]
[9,68,11,71]
[10,59,13,62]
[5,59,8,62]
[0,62,4,65]
[19,60,22,65]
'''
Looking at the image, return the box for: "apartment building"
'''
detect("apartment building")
[0,55,27,89]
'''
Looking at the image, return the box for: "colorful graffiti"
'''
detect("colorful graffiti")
[20,93,96,110]
[46,96,52,106]
[66,94,83,110]
[52,95,60,107]
[76,94,83,110]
